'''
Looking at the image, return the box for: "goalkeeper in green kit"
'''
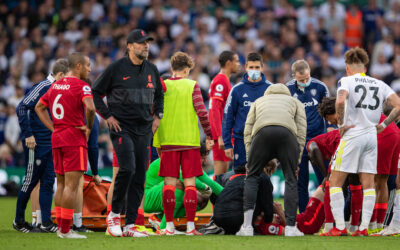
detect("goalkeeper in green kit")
[144,143,223,233]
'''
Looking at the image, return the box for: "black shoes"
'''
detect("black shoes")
[72,225,93,233]
[13,220,41,233]
[40,222,58,233]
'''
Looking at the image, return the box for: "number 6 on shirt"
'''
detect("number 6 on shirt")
[52,94,64,120]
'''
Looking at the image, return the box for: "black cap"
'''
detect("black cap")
[126,29,154,44]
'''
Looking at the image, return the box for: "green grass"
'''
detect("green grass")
[1,197,399,250]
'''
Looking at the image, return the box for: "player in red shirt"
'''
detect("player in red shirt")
[208,51,240,175]
[35,53,96,239]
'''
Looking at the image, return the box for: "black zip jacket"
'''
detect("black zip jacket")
[92,56,164,135]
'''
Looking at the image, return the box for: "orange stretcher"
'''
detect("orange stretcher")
[50,175,212,230]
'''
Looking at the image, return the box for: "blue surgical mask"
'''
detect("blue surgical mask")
[297,78,311,88]
[248,70,261,81]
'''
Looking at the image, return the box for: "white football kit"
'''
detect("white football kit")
[331,73,395,173]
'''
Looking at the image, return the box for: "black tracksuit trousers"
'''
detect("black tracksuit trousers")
[244,126,299,226]
[110,130,151,225]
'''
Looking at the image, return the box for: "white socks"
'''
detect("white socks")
[330,187,345,230]
[243,209,254,228]
[166,222,175,231]
[390,190,400,228]
[187,222,195,232]
[73,212,82,227]
[359,189,376,231]
[36,210,42,225]
[324,222,333,232]
[109,211,120,218]
[32,212,37,225]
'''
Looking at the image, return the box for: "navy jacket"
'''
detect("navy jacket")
[17,75,55,149]
[286,77,329,140]
[222,73,271,148]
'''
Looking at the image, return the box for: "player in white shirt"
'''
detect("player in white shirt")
[322,47,400,236]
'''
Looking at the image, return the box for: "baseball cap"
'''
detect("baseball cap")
[126,29,154,44]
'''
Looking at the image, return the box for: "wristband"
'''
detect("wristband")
[338,123,344,128]
[380,122,387,129]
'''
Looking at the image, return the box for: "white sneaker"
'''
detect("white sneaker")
[285,225,304,236]
[106,214,122,237]
[381,226,400,236]
[123,225,148,237]
[236,225,254,236]
[57,230,87,239]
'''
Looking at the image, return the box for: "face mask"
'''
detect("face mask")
[297,78,311,88]
[248,70,261,81]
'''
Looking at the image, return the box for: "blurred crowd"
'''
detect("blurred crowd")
[0,0,400,168]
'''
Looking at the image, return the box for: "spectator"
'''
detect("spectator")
[345,4,363,48]
[296,0,319,36]
[370,53,393,79]
[384,60,400,86]
[362,0,385,52]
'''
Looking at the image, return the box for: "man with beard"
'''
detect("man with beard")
[92,29,164,237]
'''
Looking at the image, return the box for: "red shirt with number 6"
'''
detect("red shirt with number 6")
[40,76,93,148]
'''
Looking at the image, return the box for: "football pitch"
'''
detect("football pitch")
[1,197,399,250]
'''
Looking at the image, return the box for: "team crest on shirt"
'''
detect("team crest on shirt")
[310,89,317,96]
[293,93,298,99]
[216,84,224,92]
[36,159,41,166]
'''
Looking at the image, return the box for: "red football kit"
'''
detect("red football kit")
[40,76,93,175]
[377,114,400,175]
[209,73,231,162]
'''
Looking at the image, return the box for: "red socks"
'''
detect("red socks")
[162,185,176,222]
[324,181,334,223]
[107,204,112,215]
[184,186,197,222]
[55,206,61,226]
[375,203,388,225]
[60,208,74,234]
[350,185,363,226]
[135,208,145,226]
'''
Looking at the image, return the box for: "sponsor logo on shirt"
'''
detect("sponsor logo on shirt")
[123,76,130,80]
[243,101,253,107]
[303,98,319,107]
[243,93,248,98]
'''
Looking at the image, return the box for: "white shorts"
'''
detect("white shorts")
[331,132,377,174]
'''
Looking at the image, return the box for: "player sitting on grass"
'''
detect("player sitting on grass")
[144,142,222,234]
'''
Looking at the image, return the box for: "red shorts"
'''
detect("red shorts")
[212,140,231,162]
[112,148,119,168]
[53,146,87,175]
[159,148,203,178]
[377,133,400,175]
[296,197,324,234]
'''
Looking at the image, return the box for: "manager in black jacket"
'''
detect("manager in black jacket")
[92,29,164,237]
